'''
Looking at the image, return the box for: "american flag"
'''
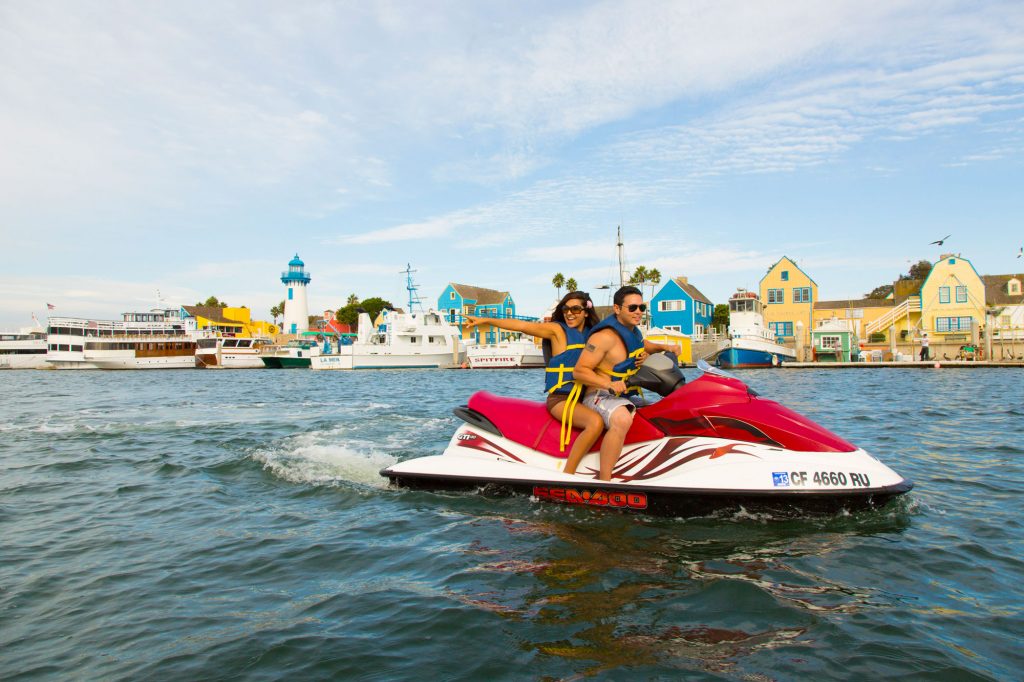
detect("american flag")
[47,303,55,310]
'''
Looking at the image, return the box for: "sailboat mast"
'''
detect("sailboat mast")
[617,225,627,287]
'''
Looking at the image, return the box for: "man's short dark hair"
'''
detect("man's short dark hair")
[613,285,643,307]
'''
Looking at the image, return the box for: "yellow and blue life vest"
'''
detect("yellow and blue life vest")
[589,315,645,395]
[544,323,588,395]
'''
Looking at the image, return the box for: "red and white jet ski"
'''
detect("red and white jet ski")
[382,356,913,516]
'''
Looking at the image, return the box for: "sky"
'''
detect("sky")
[1,0,1022,328]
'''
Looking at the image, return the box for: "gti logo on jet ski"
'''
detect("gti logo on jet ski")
[456,433,477,441]
[533,486,648,510]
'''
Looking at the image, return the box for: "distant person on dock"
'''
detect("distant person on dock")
[920,333,930,361]
[572,286,683,481]
[463,291,604,476]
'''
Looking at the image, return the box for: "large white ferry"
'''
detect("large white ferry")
[46,309,198,370]
[311,309,464,370]
[0,321,49,369]
[195,336,272,369]
[465,338,544,369]
[708,289,796,369]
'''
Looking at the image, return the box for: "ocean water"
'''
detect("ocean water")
[1,367,1022,680]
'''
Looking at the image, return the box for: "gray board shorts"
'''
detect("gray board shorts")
[581,388,638,428]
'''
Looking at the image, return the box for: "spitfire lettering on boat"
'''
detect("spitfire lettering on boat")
[774,471,872,487]
[533,486,648,510]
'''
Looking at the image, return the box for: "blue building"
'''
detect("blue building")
[437,283,533,343]
[650,276,714,336]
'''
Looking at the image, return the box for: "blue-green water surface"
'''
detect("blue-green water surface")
[1,368,1022,680]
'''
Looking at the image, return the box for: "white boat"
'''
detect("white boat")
[46,309,198,370]
[465,338,545,369]
[0,321,49,369]
[195,335,272,368]
[259,336,325,369]
[311,309,464,370]
[708,289,796,369]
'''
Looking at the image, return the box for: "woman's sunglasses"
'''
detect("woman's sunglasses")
[624,303,647,312]
[563,305,586,314]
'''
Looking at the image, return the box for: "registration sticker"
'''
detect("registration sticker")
[772,472,790,487]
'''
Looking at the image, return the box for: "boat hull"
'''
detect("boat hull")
[716,347,783,369]
[311,350,464,370]
[261,356,310,369]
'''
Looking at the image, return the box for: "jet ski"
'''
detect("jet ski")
[381,355,913,516]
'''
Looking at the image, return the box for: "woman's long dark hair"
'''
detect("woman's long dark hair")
[552,291,600,330]
[544,291,600,362]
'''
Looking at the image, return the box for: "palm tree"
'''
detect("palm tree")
[346,293,359,306]
[565,277,578,293]
[630,266,649,288]
[552,273,565,299]
[647,268,662,300]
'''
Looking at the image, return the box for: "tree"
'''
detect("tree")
[712,304,730,332]
[630,265,649,287]
[270,300,285,324]
[552,273,565,299]
[336,296,395,328]
[647,268,662,299]
[865,284,894,300]
[197,295,228,308]
[346,293,359,306]
[565,277,578,292]
[908,259,932,280]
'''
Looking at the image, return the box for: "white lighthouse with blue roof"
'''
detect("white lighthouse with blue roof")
[281,254,311,335]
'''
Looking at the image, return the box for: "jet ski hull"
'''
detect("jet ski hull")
[381,424,913,517]
[381,370,913,517]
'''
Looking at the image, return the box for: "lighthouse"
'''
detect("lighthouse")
[281,254,311,335]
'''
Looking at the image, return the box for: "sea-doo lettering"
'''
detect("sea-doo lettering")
[533,486,648,510]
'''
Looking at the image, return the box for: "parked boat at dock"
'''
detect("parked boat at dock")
[45,310,198,370]
[259,336,324,369]
[311,309,464,370]
[708,289,796,369]
[195,335,272,368]
[465,338,544,369]
[0,322,49,369]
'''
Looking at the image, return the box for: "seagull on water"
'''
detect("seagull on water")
[930,234,951,246]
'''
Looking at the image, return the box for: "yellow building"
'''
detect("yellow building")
[182,305,278,338]
[812,298,895,339]
[862,254,987,355]
[918,254,986,337]
[759,256,818,349]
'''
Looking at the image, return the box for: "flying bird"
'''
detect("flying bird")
[930,234,951,246]
[1017,246,1022,259]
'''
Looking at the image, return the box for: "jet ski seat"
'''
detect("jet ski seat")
[465,391,664,459]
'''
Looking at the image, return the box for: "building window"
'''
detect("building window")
[781,271,789,281]
[767,288,784,304]
[450,291,455,300]
[935,316,973,332]
[505,307,512,317]
[770,322,793,337]
[664,325,682,332]
[1009,280,1021,295]
[658,300,685,312]
[939,286,950,303]
[955,286,967,303]
[288,288,293,301]
[793,287,812,303]
[820,335,841,350]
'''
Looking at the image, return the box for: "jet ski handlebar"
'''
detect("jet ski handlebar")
[624,351,686,397]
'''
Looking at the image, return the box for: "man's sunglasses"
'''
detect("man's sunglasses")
[563,305,586,314]
[625,304,647,313]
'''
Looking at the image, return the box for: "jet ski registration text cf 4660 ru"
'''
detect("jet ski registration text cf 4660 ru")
[381,356,913,517]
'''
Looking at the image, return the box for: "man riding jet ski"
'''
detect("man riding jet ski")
[381,356,913,517]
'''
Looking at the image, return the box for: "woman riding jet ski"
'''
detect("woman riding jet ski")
[381,356,913,516]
